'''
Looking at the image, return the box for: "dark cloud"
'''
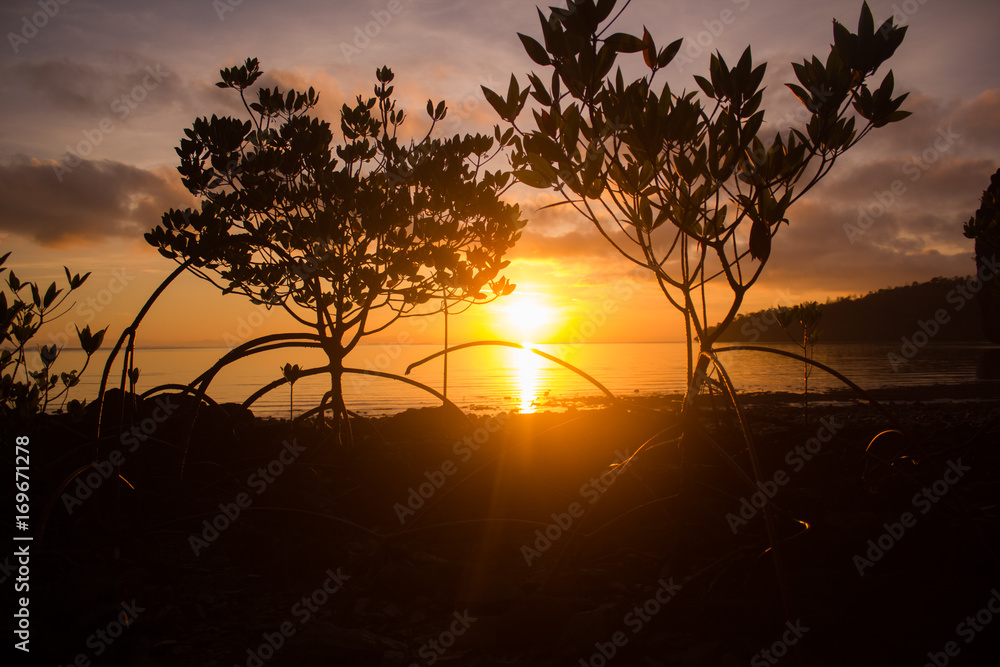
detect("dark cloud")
[0,155,194,246]
[817,155,997,211]
[1,54,186,119]
[765,197,977,294]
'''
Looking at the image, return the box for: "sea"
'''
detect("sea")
[36,341,1000,418]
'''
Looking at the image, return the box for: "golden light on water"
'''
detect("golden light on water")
[515,343,543,413]
[499,293,559,413]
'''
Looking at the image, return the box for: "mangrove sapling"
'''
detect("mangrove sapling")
[486,0,909,411]
[1,252,106,418]
[281,363,302,422]
[485,0,910,624]
[146,59,526,446]
[776,302,822,420]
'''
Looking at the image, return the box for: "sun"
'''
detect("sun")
[501,296,556,342]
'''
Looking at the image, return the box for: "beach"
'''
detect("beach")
[15,380,1000,665]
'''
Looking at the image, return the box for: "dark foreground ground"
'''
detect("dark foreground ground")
[6,381,1000,666]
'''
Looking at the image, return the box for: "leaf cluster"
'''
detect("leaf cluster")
[1,252,106,417]
[146,59,526,352]
[485,0,909,355]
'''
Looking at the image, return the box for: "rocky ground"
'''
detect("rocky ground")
[8,381,1000,666]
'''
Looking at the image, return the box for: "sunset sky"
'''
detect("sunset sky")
[1,0,998,349]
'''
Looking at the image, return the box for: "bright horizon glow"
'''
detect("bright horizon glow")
[499,294,558,342]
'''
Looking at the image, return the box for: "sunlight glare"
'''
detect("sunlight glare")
[502,296,556,342]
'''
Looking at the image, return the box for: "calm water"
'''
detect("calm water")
[37,341,999,418]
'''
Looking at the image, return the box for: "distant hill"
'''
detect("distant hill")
[711,276,989,343]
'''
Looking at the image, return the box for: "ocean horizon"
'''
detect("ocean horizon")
[34,340,999,418]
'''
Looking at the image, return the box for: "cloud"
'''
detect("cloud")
[764,197,978,294]
[0,155,194,247]
[1,54,186,119]
[953,89,1000,150]
[514,228,617,261]
[818,155,997,212]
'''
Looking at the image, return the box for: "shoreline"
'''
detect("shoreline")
[436,378,1000,413]
[232,378,1000,424]
[17,373,1000,665]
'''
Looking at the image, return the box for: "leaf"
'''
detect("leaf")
[42,283,59,309]
[527,72,552,105]
[595,0,616,23]
[518,33,551,66]
[507,74,520,109]
[883,110,911,123]
[694,75,715,99]
[657,38,683,69]
[481,86,509,120]
[743,111,765,142]
[513,169,552,189]
[749,216,771,263]
[605,32,645,54]
[76,325,106,355]
[785,83,813,110]
[40,345,58,365]
[858,1,874,39]
[642,27,655,69]
[281,363,302,384]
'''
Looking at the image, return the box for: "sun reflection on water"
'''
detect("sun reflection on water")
[515,343,543,413]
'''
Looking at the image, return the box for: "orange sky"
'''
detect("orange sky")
[2,0,998,350]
